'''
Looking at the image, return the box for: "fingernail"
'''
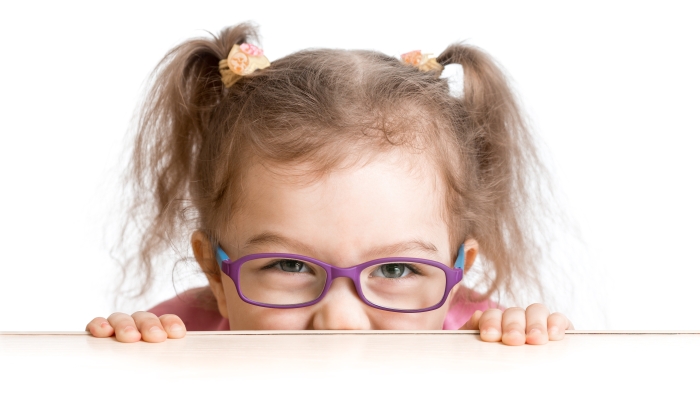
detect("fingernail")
[170,324,183,332]
[529,328,542,336]
[123,325,135,332]
[484,328,498,336]
[149,326,163,333]
[100,322,110,329]
[550,326,559,336]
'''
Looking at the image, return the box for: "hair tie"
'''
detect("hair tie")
[400,50,444,74]
[219,43,271,88]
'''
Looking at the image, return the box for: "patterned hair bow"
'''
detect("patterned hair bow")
[400,50,443,73]
[219,43,271,88]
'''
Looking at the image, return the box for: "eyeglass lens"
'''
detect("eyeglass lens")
[237,257,447,311]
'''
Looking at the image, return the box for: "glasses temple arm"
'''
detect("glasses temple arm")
[454,244,465,271]
[215,246,230,269]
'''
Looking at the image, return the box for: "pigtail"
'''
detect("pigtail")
[117,24,259,300]
[437,44,547,304]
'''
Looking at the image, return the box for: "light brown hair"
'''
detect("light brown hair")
[119,23,549,306]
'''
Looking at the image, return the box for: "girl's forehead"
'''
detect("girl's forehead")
[245,149,441,192]
[225,152,452,262]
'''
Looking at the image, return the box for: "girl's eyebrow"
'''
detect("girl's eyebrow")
[363,240,439,259]
[243,231,439,258]
[243,231,316,254]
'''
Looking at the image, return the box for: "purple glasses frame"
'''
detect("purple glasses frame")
[215,245,465,313]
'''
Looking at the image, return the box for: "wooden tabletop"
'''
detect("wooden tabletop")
[1,331,698,398]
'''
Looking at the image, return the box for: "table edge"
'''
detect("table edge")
[1,330,699,336]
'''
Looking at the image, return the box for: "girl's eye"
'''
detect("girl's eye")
[271,259,310,273]
[370,263,415,279]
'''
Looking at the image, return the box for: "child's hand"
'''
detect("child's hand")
[460,304,572,345]
[86,312,186,343]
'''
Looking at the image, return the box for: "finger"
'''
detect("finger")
[132,311,168,343]
[107,312,142,343]
[158,314,186,339]
[478,309,503,342]
[547,312,571,341]
[459,310,483,330]
[525,303,550,345]
[501,307,526,346]
[85,317,114,338]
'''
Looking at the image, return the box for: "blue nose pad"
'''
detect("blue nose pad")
[454,244,465,270]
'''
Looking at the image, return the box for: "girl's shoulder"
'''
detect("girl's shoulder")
[147,285,501,331]
[147,287,229,331]
[442,285,503,330]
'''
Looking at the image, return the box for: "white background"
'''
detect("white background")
[0,1,698,331]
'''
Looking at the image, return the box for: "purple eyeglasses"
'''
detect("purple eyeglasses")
[215,245,465,313]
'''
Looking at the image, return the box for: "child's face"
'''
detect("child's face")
[197,150,462,330]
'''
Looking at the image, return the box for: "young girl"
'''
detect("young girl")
[87,23,572,345]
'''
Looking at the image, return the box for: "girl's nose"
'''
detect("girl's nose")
[310,277,372,330]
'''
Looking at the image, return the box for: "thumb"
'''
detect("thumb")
[459,310,483,330]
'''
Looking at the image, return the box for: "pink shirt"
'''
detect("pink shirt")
[148,285,500,331]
